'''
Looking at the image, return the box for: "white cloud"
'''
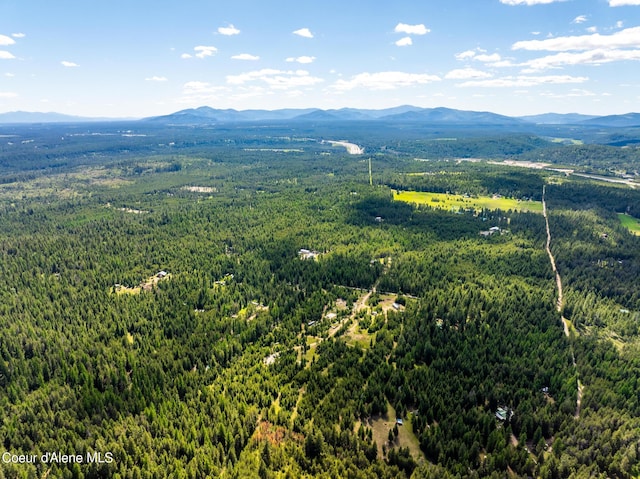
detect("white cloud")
[445,68,493,80]
[616,21,624,28]
[11,33,25,38]
[500,0,566,4]
[0,51,16,60]
[454,49,504,64]
[567,88,596,96]
[572,15,588,24]
[475,53,502,62]
[610,0,640,5]
[226,69,323,89]
[394,23,430,35]
[455,50,477,60]
[286,56,316,64]
[232,53,260,60]
[61,61,79,67]
[458,74,588,87]
[395,37,413,47]
[184,81,211,91]
[145,76,168,81]
[0,34,15,46]
[521,48,640,70]
[330,71,441,92]
[0,91,17,98]
[218,24,240,36]
[185,45,217,59]
[4,73,14,77]
[512,26,640,51]
[587,26,598,33]
[293,28,313,38]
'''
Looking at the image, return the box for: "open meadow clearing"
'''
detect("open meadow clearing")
[618,213,640,235]
[393,190,543,213]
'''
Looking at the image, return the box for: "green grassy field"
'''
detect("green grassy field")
[618,213,640,235]
[393,190,543,213]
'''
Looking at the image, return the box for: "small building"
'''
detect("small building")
[374,216,383,222]
[298,249,319,260]
[495,406,513,422]
[157,270,168,278]
[396,418,403,426]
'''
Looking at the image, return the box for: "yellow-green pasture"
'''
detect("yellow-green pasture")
[393,190,543,213]
[618,213,640,236]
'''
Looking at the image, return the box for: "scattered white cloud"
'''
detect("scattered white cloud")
[232,53,260,60]
[500,0,566,4]
[458,74,588,87]
[609,0,640,5]
[0,91,17,98]
[182,46,217,59]
[445,68,493,80]
[455,50,477,60]
[455,49,504,64]
[145,76,168,81]
[0,51,16,60]
[4,72,14,77]
[286,56,316,64]
[531,31,542,35]
[475,53,502,62]
[218,24,240,36]
[616,21,624,28]
[587,26,598,33]
[512,27,640,51]
[183,81,226,93]
[567,88,596,96]
[11,33,25,38]
[394,23,430,35]
[521,48,640,71]
[0,34,15,46]
[293,28,313,38]
[61,60,79,67]
[395,37,413,47]
[226,69,323,90]
[330,71,441,92]
[572,15,588,24]
[183,81,209,91]
[539,88,597,98]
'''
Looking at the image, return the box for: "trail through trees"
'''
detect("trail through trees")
[542,185,583,418]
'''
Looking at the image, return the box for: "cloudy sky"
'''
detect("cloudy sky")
[1,0,640,117]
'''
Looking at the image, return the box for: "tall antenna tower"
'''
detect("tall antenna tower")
[368,158,373,186]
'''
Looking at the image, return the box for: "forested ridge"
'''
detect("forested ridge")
[0,123,638,478]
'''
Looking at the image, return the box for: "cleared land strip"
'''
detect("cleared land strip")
[542,185,583,418]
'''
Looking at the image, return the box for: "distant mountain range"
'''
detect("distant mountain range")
[142,106,640,127]
[1,106,640,127]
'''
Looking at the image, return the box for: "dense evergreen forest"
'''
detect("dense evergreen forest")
[0,122,638,478]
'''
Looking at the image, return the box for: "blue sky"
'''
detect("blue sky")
[1,0,640,117]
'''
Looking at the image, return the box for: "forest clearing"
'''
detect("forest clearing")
[618,213,640,235]
[393,190,543,213]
